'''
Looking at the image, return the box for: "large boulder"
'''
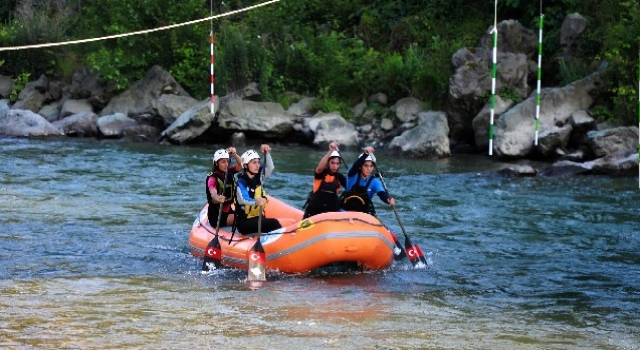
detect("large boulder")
[472,95,514,151]
[0,75,14,99]
[547,150,638,177]
[307,112,359,149]
[478,20,538,57]
[99,65,191,117]
[585,126,639,158]
[559,13,588,59]
[0,104,63,137]
[287,97,316,117]
[389,111,450,159]
[391,97,423,123]
[60,99,94,118]
[12,77,48,112]
[97,113,160,138]
[52,111,99,137]
[493,70,600,158]
[447,20,536,146]
[160,99,216,144]
[157,94,199,126]
[217,100,295,137]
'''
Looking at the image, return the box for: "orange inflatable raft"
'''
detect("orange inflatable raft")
[189,195,396,273]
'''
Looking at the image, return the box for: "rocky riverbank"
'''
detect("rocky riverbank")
[0,17,637,177]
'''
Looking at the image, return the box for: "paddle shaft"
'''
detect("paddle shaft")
[214,162,231,236]
[248,153,267,282]
[202,158,233,271]
[373,162,427,267]
[334,147,349,172]
[372,164,409,237]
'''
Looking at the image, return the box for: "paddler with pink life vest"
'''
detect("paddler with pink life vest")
[341,146,395,216]
[206,147,242,227]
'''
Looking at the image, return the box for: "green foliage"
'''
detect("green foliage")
[274,93,294,110]
[0,0,75,76]
[557,57,590,86]
[0,0,636,127]
[0,0,18,23]
[72,0,209,95]
[169,40,209,99]
[215,21,270,96]
[589,105,615,123]
[497,86,523,104]
[594,0,639,125]
[54,49,81,82]
[10,72,30,102]
[313,86,352,119]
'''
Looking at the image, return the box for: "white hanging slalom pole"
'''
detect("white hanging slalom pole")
[488,0,498,156]
[210,31,215,115]
[210,0,215,115]
[534,11,544,146]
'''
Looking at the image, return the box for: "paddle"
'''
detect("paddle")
[373,162,427,268]
[202,158,231,271]
[247,152,267,282]
[334,146,350,172]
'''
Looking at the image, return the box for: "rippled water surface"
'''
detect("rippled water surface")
[1,138,638,350]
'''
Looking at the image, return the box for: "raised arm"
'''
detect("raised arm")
[315,141,339,174]
[348,146,375,177]
[227,147,243,172]
[260,144,274,179]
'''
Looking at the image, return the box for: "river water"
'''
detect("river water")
[1,137,638,350]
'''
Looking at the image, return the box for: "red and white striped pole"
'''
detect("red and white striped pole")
[210,31,215,114]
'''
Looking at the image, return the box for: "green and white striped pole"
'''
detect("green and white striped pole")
[488,0,498,156]
[534,14,544,146]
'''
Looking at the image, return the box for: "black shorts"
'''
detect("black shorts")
[303,191,339,219]
[236,217,282,235]
[208,208,234,227]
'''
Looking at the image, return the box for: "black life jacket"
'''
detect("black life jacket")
[206,170,235,208]
[339,175,376,215]
[304,169,342,208]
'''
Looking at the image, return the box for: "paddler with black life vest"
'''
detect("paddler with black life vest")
[340,146,395,216]
[302,141,347,219]
[206,147,242,227]
[235,144,283,235]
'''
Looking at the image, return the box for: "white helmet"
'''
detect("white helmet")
[360,153,376,163]
[329,150,341,158]
[212,149,229,164]
[241,150,260,166]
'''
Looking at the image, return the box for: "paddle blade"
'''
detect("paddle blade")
[247,239,266,281]
[202,235,222,271]
[389,231,407,261]
[404,236,427,269]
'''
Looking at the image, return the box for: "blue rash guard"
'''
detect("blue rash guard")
[345,153,390,204]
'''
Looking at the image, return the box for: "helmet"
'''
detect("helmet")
[329,150,341,158]
[360,153,376,163]
[241,150,260,166]
[212,149,229,164]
